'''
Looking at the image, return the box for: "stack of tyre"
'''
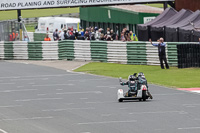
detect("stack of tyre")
[177,44,200,68]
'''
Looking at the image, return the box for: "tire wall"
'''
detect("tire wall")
[0,40,199,68]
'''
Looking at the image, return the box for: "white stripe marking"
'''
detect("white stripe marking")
[101,114,112,117]
[0,83,15,85]
[37,94,47,96]
[183,104,200,106]
[56,89,63,91]
[28,83,35,85]
[15,98,62,102]
[10,78,48,81]
[43,107,95,112]
[0,116,53,121]
[66,70,85,74]
[0,74,81,79]
[109,87,116,88]
[85,101,115,104]
[80,98,88,100]
[33,84,73,87]
[0,105,22,108]
[191,90,200,93]
[153,93,184,96]
[180,90,200,95]
[0,129,8,133]
[56,91,102,95]
[120,108,128,110]
[68,78,107,82]
[184,106,196,108]
[0,89,37,93]
[67,84,74,86]
[17,86,24,88]
[96,85,119,88]
[155,129,165,131]
[129,111,186,115]
[178,127,200,130]
[76,120,137,125]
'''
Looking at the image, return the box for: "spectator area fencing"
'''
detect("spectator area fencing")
[177,44,200,68]
[0,40,195,67]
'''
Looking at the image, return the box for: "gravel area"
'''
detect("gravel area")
[6,60,89,71]
[111,5,163,14]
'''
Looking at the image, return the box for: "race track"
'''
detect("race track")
[0,61,199,133]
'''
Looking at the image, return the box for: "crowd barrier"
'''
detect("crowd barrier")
[177,44,200,68]
[0,40,192,67]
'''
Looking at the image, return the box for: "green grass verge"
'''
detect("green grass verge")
[25,24,36,32]
[74,62,200,88]
[145,4,171,8]
[0,7,79,20]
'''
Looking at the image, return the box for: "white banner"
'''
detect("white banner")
[0,0,174,10]
[143,17,156,24]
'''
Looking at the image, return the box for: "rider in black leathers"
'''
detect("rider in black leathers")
[119,73,138,97]
[119,73,152,98]
[137,72,153,99]
[137,72,148,90]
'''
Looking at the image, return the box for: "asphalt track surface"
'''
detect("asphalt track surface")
[0,61,199,133]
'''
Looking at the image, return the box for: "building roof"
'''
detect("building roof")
[80,6,160,25]
[110,5,163,14]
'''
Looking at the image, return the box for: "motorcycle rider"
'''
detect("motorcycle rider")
[119,73,153,99]
[137,72,153,99]
[119,74,138,97]
[137,72,148,89]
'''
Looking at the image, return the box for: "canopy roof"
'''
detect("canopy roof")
[138,8,177,28]
[137,7,200,42]
[166,10,200,29]
[151,9,193,29]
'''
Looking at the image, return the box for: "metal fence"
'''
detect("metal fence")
[0,21,30,42]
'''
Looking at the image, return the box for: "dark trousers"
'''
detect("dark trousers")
[159,54,169,69]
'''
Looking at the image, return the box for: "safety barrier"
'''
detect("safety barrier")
[0,41,181,67]
[13,41,28,60]
[90,41,107,62]
[42,41,59,60]
[177,43,200,68]
[4,42,14,60]
[58,40,75,60]
[74,40,91,61]
[127,42,147,65]
[28,42,43,60]
[146,42,160,65]
[0,42,4,59]
[107,41,127,64]
[167,42,178,67]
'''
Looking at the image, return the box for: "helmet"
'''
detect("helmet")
[128,75,135,81]
[138,72,144,76]
[138,72,145,78]
[94,27,98,31]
